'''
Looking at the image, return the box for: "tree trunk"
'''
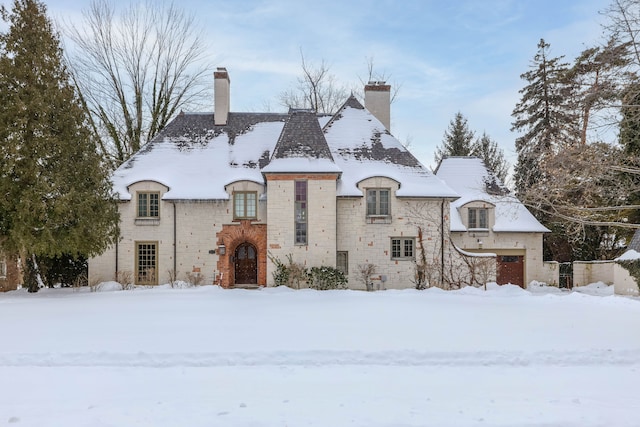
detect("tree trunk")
[25,254,40,293]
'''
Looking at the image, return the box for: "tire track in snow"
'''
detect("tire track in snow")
[1,349,639,367]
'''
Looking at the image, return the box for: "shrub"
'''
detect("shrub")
[268,253,290,287]
[186,271,204,286]
[308,266,347,290]
[357,263,376,291]
[268,253,309,288]
[115,270,134,290]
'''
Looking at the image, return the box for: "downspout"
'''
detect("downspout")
[441,199,445,286]
[115,239,118,279]
[173,202,177,274]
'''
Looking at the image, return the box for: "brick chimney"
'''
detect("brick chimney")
[214,67,230,126]
[364,81,391,131]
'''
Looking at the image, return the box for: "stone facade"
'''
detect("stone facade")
[265,173,338,284]
[450,199,546,287]
[90,179,275,287]
[91,173,460,289]
[335,177,450,289]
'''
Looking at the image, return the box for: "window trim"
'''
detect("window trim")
[135,241,158,286]
[233,191,258,220]
[294,180,307,245]
[366,188,391,218]
[137,191,160,219]
[0,259,7,279]
[391,237,415,260]
[468,207,489,230]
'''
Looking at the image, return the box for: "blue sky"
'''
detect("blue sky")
[44,0,612,174]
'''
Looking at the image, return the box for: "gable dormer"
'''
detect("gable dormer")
[261,108,341,175]
[459,200,496,232]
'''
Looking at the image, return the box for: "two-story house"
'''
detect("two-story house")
[90,67,558,289]
[89,68,472,289]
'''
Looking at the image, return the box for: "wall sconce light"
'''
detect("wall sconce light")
[218,245,226,255]
[477,239,483,249]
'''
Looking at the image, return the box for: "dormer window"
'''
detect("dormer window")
[137,192,159,218]
[366,188,390,217]
[234,191,257,219]
[468,207,488,229]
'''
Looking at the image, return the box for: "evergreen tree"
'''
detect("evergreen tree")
[471,132,509,183]
[618,80,640,228]
[511,39,578,196]
[0,0,119,292]
[566,38,630,145]
[620,80,640,155]
[434,111,476,164]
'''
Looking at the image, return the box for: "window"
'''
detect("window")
[295,181,307,245]
[391,238,415,260]
[366,189,390,216]
[136,242,157,285]
[234,191,257,219]
[0,259,6,279]
[468,208,488,229]
[137,192,159,218]
[336,251,349,275]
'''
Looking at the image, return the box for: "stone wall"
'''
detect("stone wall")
[265,174,338,285]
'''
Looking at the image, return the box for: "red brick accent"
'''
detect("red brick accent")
[364,84,391,92]
[214,68,229,81]
[216,220,267,288]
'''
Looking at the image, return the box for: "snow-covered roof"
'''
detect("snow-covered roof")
[324,97,458,198]
[435,157,549,233]
[627,229,640,252]
[112,113,286,200]
[111,97,458,201]
[615,249,640,261]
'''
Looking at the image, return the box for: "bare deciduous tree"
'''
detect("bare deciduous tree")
[507,142,640,259]
[279,50,349,114]
[602,0,640,70]
[355,56,402,103]
[357,263,376,291]
[64,0,211,169]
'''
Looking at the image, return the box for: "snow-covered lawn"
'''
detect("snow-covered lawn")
[1,283,638,427]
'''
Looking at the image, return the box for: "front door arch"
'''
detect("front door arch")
[234,242,257,285]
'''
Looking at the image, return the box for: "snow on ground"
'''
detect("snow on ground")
[0,283,638,427]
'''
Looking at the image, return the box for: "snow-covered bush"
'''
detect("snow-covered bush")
[308,266,347,290]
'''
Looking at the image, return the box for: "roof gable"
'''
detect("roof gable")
[323,97,457,198]
[436,157,549,233]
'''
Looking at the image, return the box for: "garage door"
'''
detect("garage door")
[497,255,524,288]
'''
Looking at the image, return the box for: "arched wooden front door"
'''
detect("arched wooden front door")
[234,242,257,285]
